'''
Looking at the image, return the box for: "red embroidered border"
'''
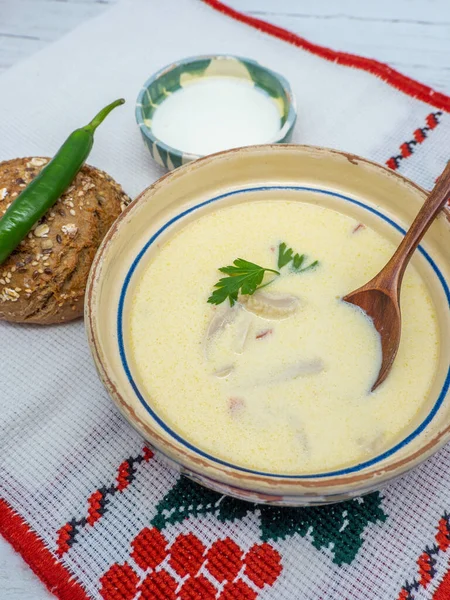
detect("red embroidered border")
[434,564,450,600]
[0,499,89,600]
[397,513,450,599]
[202,0,450,113]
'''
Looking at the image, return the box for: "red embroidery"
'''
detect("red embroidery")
[220,579,257,599]
[99,563,139,600]
[142,446,154,461]
[437,516,450,552]
[131,527,169,570]
[398,512,450,599]
[427,113,440,129]
[386,157,399,170]
[87,489,106,526]
[245,543,283,588]
[397,590,409,600]
[0,499,89,600]
[179,574,216,599]
[116,459,134,491]
[400,142,413,158]
[417,551,436,587]
[139,570,177,600]
[169,532,206,577]
[414,129,426,143]
[386,112,443,170]
[55,522,73,557]
[99,528,283,600]
[434,562,450,599]
[55,446,154,556]
[203,0,450,112]
[2,6,449,600]
[206,537,244,583]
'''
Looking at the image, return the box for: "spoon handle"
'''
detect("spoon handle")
[379,161,450,290]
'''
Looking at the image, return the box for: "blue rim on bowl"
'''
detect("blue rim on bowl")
[135,54,297,170]
[116,185,450,480]
[86,145,450,505]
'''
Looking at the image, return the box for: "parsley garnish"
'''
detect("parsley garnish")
[207,259,279,306]
[296,258,319,272]
[278,243,293,268]
[209,244,320,306]
[278,243,319,273]
[292,253,304,270]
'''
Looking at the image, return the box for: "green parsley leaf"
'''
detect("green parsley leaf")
[278,243,320,273]
[277,242,294,269]
[295,259,319,273]
[208,258,279,306]
[292,253,304,270]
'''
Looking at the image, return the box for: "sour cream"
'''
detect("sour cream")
[151,77,282,155]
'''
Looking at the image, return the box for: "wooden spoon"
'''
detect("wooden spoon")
[343,161,450,391]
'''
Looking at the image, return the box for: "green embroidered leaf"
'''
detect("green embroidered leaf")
[216,494,251,523]
[259,492,386,565]
[151,477,251,530]
[151,476,386,566]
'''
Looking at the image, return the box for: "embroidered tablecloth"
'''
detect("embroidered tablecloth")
[0,1,449,598]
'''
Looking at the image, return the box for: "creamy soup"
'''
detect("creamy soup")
[128,200,439,474]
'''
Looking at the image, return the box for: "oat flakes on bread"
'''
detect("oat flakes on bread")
[0,157,130,324]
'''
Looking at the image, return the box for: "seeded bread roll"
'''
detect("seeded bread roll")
[0,157,130,324]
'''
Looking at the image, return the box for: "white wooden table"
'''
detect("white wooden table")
[0,1,449,598]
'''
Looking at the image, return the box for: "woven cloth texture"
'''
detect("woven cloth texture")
[0,1,449,599]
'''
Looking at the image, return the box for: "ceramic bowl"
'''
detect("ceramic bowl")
[85,145,450,506]
[135,55,296,170]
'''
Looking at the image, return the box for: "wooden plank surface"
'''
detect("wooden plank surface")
[0,0,449,598]
[1,0,449,91]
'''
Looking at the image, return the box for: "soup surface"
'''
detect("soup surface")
[128,200,439,474]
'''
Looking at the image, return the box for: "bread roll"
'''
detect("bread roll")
[0,157,130,324]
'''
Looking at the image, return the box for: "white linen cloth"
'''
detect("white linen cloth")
[0,1,449,599]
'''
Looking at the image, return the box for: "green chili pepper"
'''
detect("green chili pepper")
[0,98,125,265]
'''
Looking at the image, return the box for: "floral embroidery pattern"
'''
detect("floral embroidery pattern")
[99,527,282,600]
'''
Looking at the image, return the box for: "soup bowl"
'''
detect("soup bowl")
[85,145,450,506]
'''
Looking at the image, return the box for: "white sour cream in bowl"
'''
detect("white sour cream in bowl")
[135,55,296,170]
[151,77,282,156]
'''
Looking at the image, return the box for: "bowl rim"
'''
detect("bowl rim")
[86,144,450,493]
[135,54,297,163]
[116,184,450,479]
